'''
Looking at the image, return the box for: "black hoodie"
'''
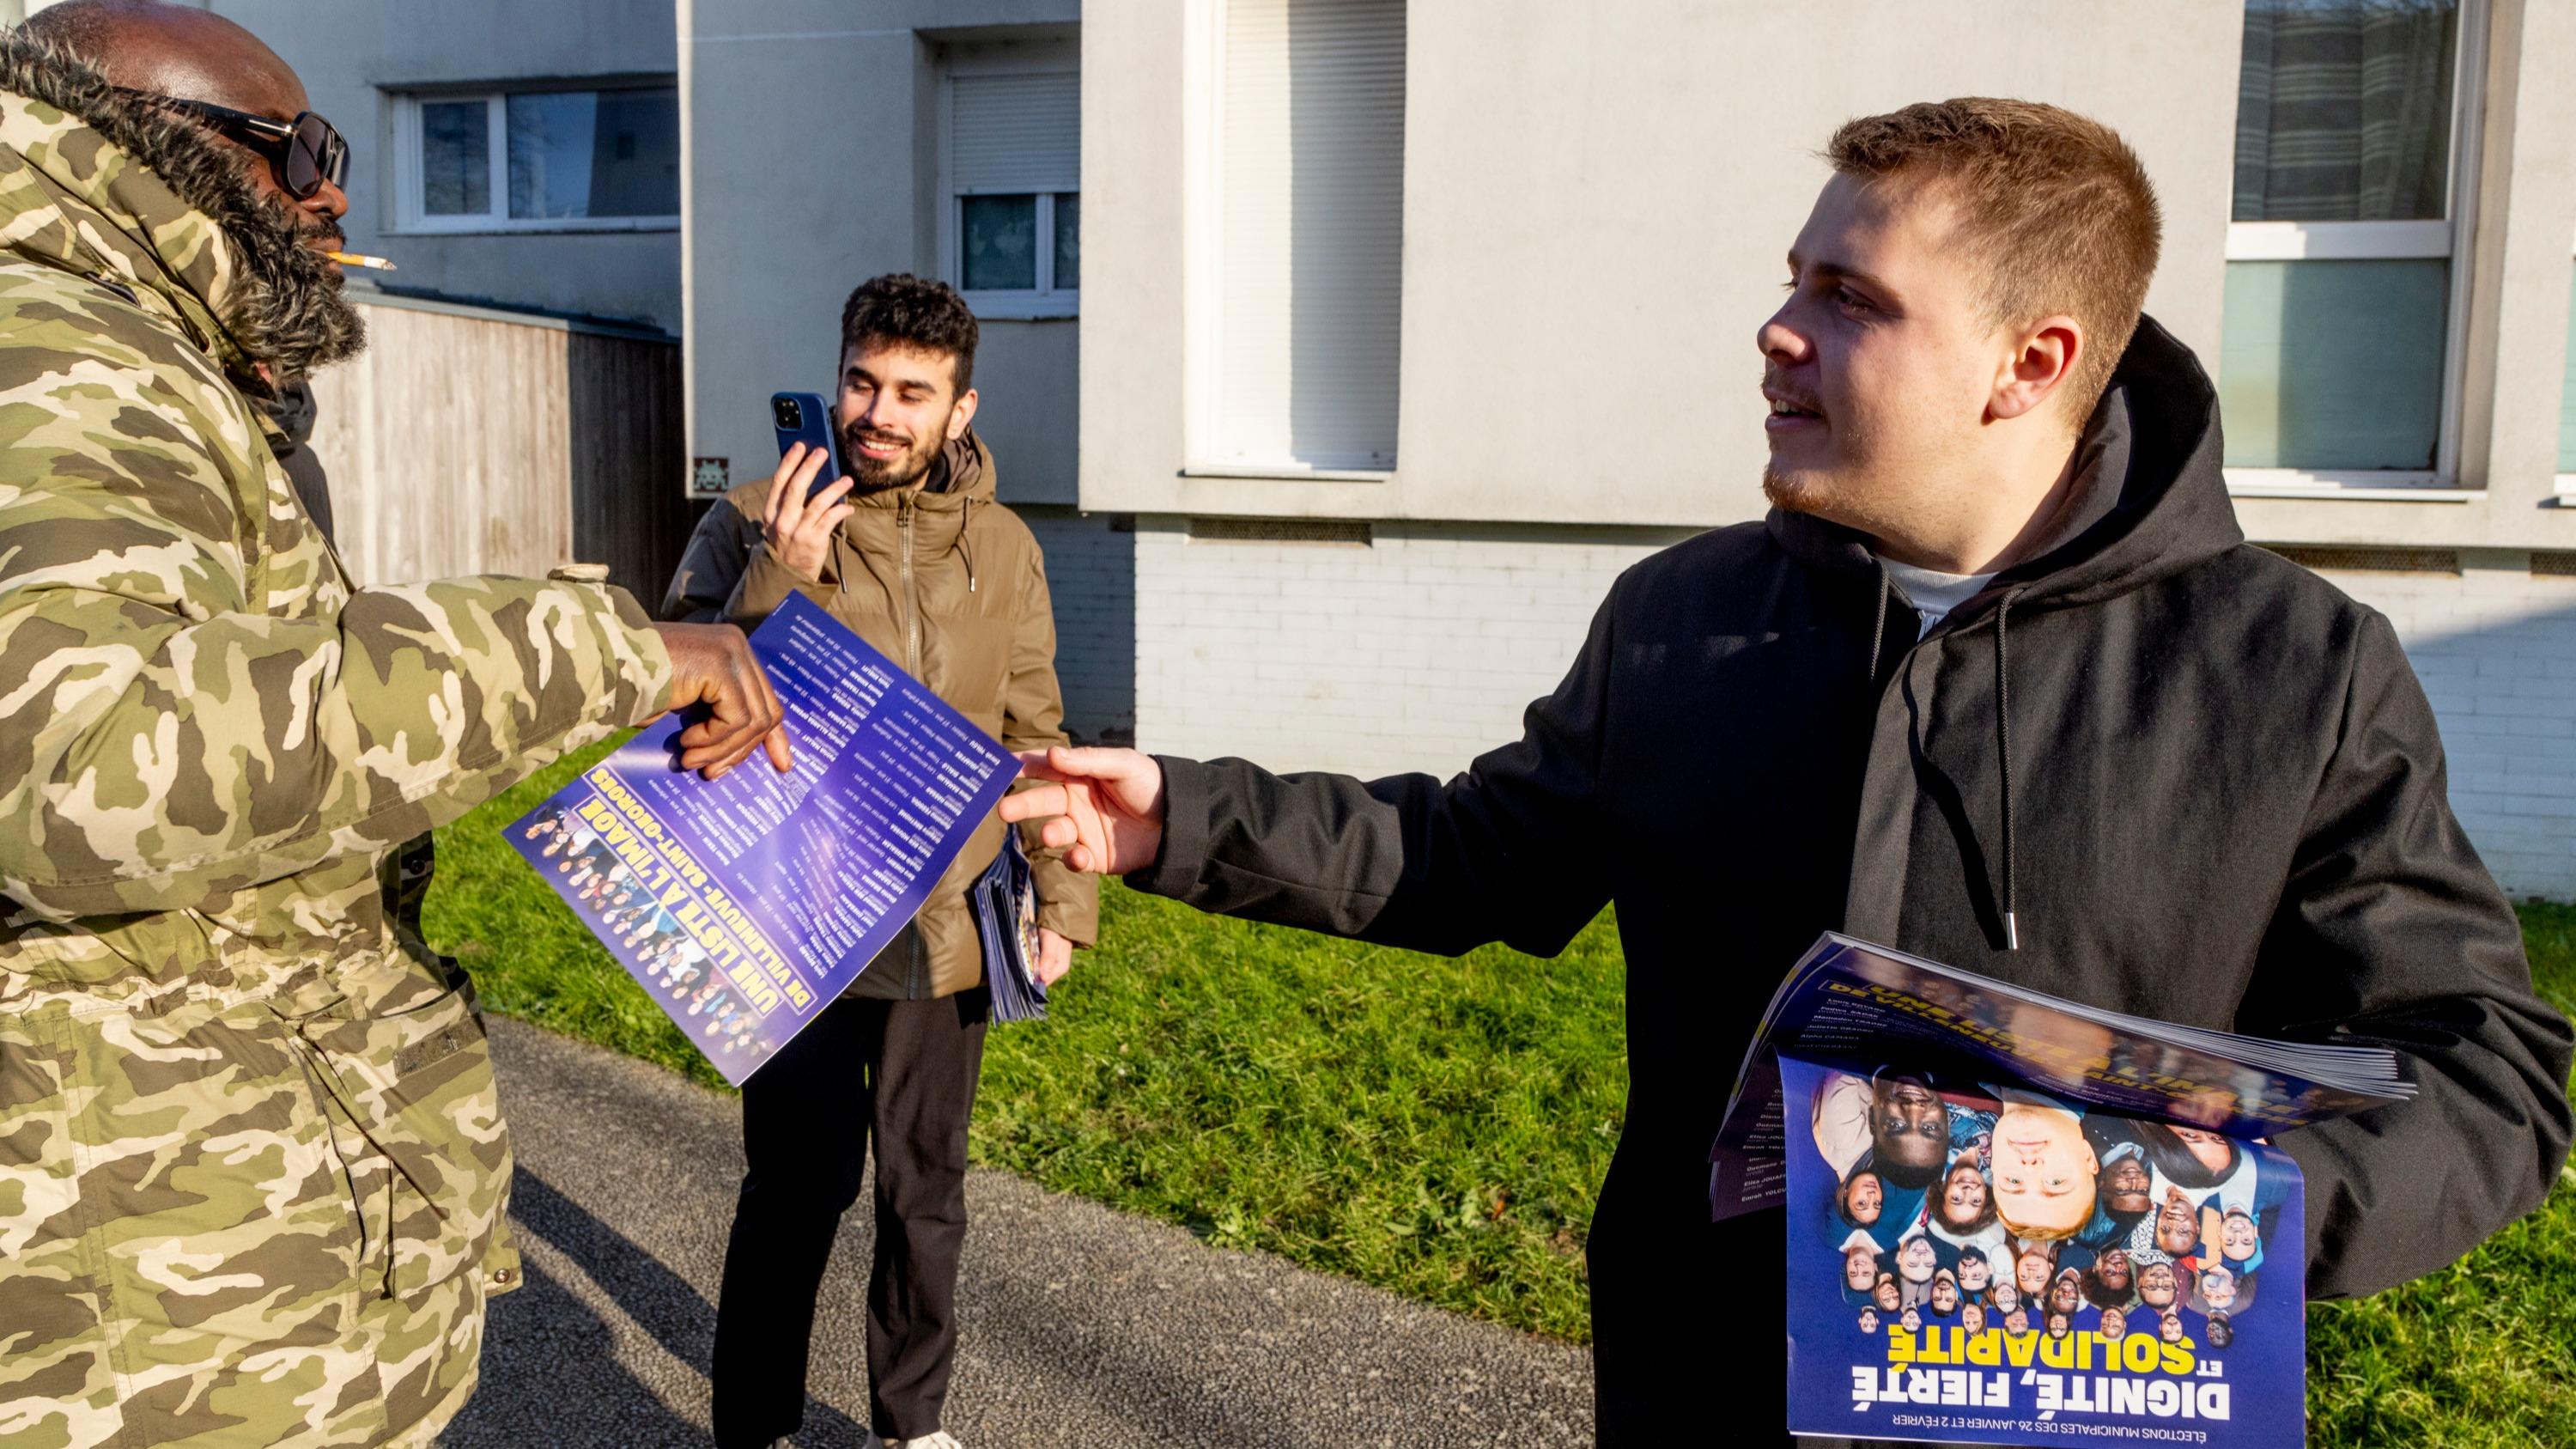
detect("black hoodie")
[1125,319,2573,1445]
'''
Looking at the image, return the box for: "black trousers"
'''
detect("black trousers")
[711,989,988,1446]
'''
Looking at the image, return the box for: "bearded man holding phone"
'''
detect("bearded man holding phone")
[665,272,1096,1449]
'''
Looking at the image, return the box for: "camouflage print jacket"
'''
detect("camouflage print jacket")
[0,36,673,1449]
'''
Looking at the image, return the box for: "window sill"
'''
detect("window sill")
[961,291,1077,321]
[2224,468,2476,502]
[1180,463,1395,484]
[388,218,680,236]
[2222,219,2452,261]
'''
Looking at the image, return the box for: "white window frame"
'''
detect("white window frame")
[939,52,1080,321]
[390,87,680,235]
[2221,0,2488,498]
[1181,0,1402,484]
[2561,232,2576,500]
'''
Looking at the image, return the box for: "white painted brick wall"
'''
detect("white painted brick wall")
[1121,521,2576,902]
[2313,555,2576,902]
[1130,518,1689,775]
[1018,508,1137,745]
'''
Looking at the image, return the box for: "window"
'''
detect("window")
[945,70,1079,318]
[394,86,679,233]
[2561,252,2576,487]
[2220,0,2479,490]
[1198,0,1406,476]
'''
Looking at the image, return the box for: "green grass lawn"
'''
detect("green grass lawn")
[427,741,2576,1442]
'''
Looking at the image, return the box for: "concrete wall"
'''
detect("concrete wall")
[1021,508,1136,744]
[680,0,1081,505]
[1129,519,1687,775]
[204,0,685,332]
[1078,0,2576,557]
[1080,0,2246,528]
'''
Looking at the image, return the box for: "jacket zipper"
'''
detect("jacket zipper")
[898,497,923,674]
[897,497,928,999]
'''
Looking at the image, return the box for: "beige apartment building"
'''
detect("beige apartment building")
[682,0,2576,898]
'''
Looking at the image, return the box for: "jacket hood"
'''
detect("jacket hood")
[258,374,318,450]
[832,429,999,593]
[1767,315,2240,614]
[0,27,361,385]
[1767,317,2241,955]
[926,429,992,501]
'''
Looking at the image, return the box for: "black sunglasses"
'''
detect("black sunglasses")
[118,88,348,200]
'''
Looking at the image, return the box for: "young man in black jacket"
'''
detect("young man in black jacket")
[1001,99,2574,1444]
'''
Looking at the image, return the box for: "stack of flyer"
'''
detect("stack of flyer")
[1710,935,2413,1447]
[970,829,1049,1023]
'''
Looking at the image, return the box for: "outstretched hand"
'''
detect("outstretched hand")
[999,746,1167,876]
[645,622,793,779]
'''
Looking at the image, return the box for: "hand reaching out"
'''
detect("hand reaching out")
[999,746,1168,876]
[643,622,793,779]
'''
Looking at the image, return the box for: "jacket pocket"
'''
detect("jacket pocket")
[295,975,513,1304]
[0,1012,117,1418]
[59,1004,366,1379]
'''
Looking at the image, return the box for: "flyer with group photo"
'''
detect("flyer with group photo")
[508,591,1019,1083]
[1781,1055,2306,1447]
[1712,935,2415,1448]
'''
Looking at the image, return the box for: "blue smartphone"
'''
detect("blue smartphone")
[769,391,841,498]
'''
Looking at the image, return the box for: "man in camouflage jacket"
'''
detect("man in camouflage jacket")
[0,9,787,1446]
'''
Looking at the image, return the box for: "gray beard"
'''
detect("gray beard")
[223,186,367,383]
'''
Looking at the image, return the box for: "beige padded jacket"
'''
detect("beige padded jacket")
[661,432,1098,1000]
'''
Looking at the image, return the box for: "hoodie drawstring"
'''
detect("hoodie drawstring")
[956,496,978,593]
[1865,563,1892,688]
[1994,587,2026,952]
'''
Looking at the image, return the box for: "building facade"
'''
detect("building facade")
[684,0,2576,899]
[45,0,690,332]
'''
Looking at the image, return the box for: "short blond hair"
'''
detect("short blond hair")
[1826,98,2162,425]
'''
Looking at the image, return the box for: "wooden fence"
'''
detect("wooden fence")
[307,294,700,607]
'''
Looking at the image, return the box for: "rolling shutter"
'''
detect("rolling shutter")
[952,71,1079,193]
[1214,0,1405,471]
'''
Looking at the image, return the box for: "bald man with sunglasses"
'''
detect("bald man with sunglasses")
[0,5,789,1446]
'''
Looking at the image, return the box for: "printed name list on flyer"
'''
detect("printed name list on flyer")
[508,592,1018,1083]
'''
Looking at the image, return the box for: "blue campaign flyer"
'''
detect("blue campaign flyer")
[1782,1054,2305,1448]
[507,592,1019,1084]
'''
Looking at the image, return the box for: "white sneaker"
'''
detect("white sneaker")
[887,1434,963,1449]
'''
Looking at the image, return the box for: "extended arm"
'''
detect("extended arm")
[2248,613,2574,1297]
[0,356,784,921]
[0,439,671,919]
[1012,586,1625,961]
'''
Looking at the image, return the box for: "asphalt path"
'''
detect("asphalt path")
[436,1016,1595,1448]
